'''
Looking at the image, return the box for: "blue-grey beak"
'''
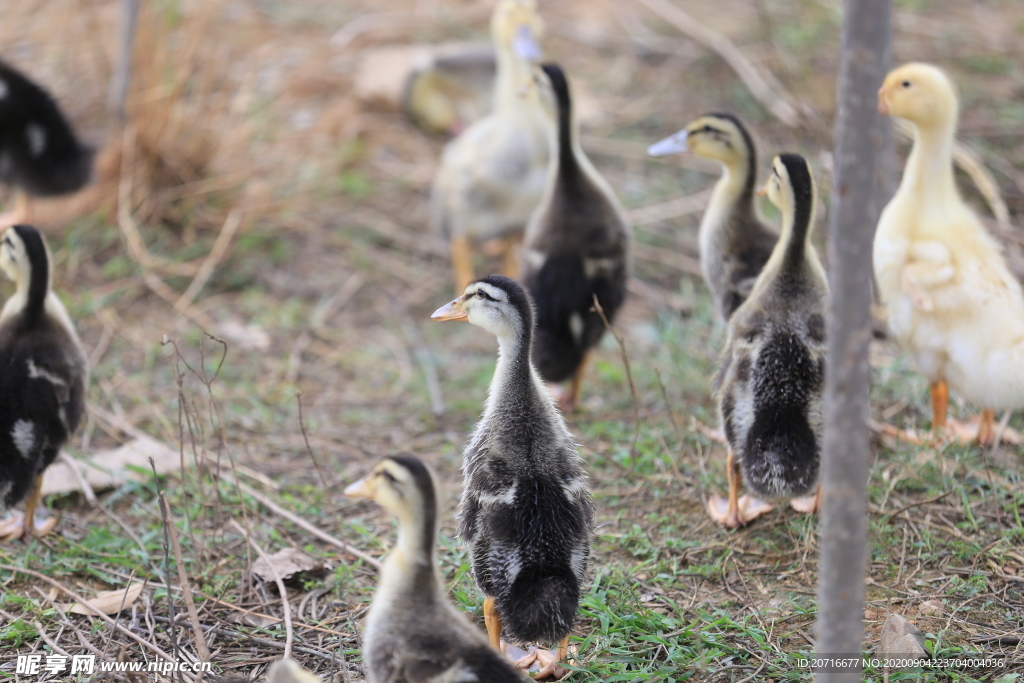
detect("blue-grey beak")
[513,25,542,61]
[647,129,689,157]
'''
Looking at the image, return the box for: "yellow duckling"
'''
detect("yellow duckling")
[429,0,548,292]
[875,62,1024,444]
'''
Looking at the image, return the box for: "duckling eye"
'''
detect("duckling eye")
[901,80,911,88]
[381,470,397,484]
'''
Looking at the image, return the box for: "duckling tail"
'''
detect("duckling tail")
[743,423,819,499]
[501,568,579,645]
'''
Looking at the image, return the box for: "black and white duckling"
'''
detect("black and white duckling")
[0,60,94,228]
[430,0,548,292]
[0,224,87,540]
[648,113,777,321]
[520,63,631,412]
[344,454,525,683]
[432,276,593,680]
[709,155,828,528]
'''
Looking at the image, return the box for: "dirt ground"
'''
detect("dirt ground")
[0,0,1022,681]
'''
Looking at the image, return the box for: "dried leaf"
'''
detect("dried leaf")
[41,437,180,497]
[252,547,328,583]
[228,612,279,629]
[60,583,145,616]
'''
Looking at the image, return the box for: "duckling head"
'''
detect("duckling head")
[0,224,50,295]
[431,275,533,342]
[492,0,544,62]
[345,454,438,535]
[648,113,754,166]
[759,153,816,224]
[878,62,958,129]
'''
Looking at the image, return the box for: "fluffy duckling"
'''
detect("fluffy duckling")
[648,113,777,320]
[520,64,631,412]
[345,454,525,683]
[709,155,828,528]
[875,62,1024,445]
[430,0,548,292]
[0,60,94,227]
[433,276,593,679]
[0,225,87,540]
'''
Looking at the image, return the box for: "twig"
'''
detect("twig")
[175,209,244,313]
[32,620,72,657]
[229,519,293,659]
[0,564,193,681]
[159,491,212,662]
[58,452,97,506]
[296,392,331,490]
[626,189,712,227]
[396,309,445,416]
[227,477,382,571]
[881,489,954,525]
[592,295,641,459]
[629,0,801,126]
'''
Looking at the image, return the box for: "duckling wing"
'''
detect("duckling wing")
[723,237,778,318]
[394,639,523,682]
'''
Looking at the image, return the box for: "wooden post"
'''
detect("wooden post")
[816,1,892,681]
[109,0,140,122]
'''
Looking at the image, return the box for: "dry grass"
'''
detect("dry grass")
[1,0,1023,681]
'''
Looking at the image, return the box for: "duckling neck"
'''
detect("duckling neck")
[705,156,756,227]
[493,48,535,112]
[776,200,814,275]
[378,509,441,602]
[3,257,49,325]
[486,327,537,416]
[900,121,959,207]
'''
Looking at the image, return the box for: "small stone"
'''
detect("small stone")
[879,613,928,661]
[864,609,878,620]
[918,599,943,617]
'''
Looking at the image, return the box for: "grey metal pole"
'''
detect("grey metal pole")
[816,1,892,681]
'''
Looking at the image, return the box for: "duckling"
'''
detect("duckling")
[709,155,828,528]
[648,113,777,321]
[0,225,87,540]
[267,658,321,683]
[344,454,525,683]
[402,44,496,136]
[430,0,548,292]
[875,62,1024,445]
[432,276,593,679]
[520,63,631,412]
[0,60,94,227]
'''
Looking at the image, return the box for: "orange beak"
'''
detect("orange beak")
[877,86,890,115]
[756,183,768,198]
[431,296,468,321]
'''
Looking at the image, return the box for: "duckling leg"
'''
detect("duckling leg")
[930,380,948,432]
[530,636,570,680]
[451,234,475,293]
[485,597,538,670]
[707,450,773,528]
[789,483,822,514]
[975,409,995,446]
[559,352,591,413]
[0,475,55,541]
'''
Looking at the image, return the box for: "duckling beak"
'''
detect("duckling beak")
[756,183,768,198]
[877,86,890,115]
[344,476,373,499]
[647,129,689,157]
[431,296,468,322]
[513,25,542,61]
